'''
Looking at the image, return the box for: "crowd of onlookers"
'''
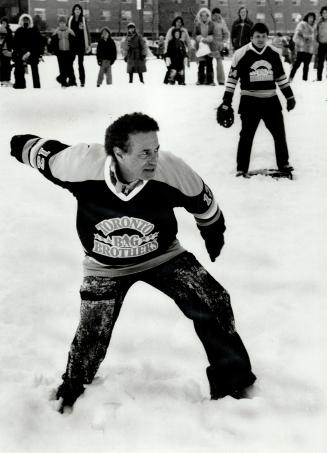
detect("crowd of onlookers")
[0,3,327,89]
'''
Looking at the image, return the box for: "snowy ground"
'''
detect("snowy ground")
[0,56,326,453]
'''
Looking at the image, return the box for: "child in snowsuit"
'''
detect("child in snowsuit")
[165,28,187,85]
[96,27,117,86]
[51,17,76,87]
[0,24,12,86]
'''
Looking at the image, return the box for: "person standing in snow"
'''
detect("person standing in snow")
[289,12,316,82]
[96,27,117,87]
[217,23,295,177]
[121,22,147,84]
[315,6,327,81]
[10,112,256,413]
[231,7,253,51]
[211,8,230,86]
[194,7,215,86]
[12,14,43,89]
[68,3,91,87]
[50,16,76,87]
[165,28,188,85]
[0,22,12,86]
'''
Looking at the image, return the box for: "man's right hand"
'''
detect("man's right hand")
[287,97,296,111]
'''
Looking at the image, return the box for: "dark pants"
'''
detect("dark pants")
[198,56,214,84]
[57,51,75,86]
[14,59,40,88]
[62,252,255,397]
[289,51,312,81]
[237,97,290,172]
[129,72,143,83]
[0,55,11,82]
[317,43,327,80]
[72,51,85,85]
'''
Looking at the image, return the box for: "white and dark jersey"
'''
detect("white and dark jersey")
[223,43,294,104]
[11,135,224,277]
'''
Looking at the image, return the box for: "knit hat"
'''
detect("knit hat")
[127,22,136,29]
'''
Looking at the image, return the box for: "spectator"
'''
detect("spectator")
[157,35,165,59]
[231,7,253,51]
[50,16,76,87]
[13,14,43,89]
[194,7,215,85]
[121,22,147,84]
[315,6,327,81]
[165,28,188,85]
[289,12,316,82]
[96,27,117,87]
[0,21,12,86]
[68,4,91,87]
[211,8,230,85]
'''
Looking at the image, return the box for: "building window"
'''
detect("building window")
[256,0,266,5]
[80,0,89,3]
[175,0,182,4]
[121,10,132,21]
[144,10,153,23]
[256,13,265,22]
[291,0,300,5]
[274,12,283,23]
[83,9,90,18]
[101,0,112,3]
[274,0,283,4]
[218,0,228,5]
[292,12,301,22]
[57,8,69,18]
[34,8,46,21]
[173,11,182,18]
[100,10,111,21]
[57,0,68,2]
[199,0,209,6]
[122,0,132,3]
[309,0,318,5]
[144,0,153,4]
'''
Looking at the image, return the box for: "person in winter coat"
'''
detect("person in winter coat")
[121,23,147,83]
[163,16,191,84]
[0,23,12,86]
[68,4,91,87]
[211,8,230,85]
[194,7,215,85]
[10,112,256,413]
[165,28,188,85]
[96,27,117,87]
[13,14,43,89]
[50,17,76,87]
[289,12,316,82]
[315,6,327,81]
[231,7,253,51]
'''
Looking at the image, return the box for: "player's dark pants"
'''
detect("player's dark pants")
[237,96,290,173]
[289,51,312,81]
[62,252,255,397]
[316,43,327,81]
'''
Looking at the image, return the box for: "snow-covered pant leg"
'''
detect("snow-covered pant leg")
[261,109,290,169]
[63,275,133,384]
[142,252,255,396]
[237,113,261,172]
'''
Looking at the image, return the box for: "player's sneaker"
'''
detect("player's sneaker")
[56,378,85,413]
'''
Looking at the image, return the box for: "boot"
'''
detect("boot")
[56,377,85,413]
[206,366,256,400]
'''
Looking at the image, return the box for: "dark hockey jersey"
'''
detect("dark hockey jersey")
[11,135,224,276]
[223,43,294,104]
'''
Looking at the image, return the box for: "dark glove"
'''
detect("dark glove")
[10,134,39,163]
[124,56,127,62]
[197,213,226,262]
[287,97,296,111]
[216,102,234,128]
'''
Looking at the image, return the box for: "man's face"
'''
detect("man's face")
[251,32,268,49]
[114,131,159,182]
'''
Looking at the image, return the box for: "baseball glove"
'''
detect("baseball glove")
[216,103,234,128]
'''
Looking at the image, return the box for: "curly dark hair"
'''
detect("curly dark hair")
[172,16,184,27]
[303,12,316,23]
[105,113,159,156]
[250,22,269,36]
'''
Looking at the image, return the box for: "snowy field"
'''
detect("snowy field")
[0,55,326,453]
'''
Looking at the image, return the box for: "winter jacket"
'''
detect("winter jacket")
[293,20,315,54]
[50,27,75,54]
[166,38,187,70]
[231,18,253,50]
[13,14,43,62]
[96,33,117,65]
[122,32,147,73]
[211,16,230,56]
[315,19,327,44]
[164,26,191,54]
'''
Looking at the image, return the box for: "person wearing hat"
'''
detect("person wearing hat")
[96,27,117,87]
[121,22,147,83]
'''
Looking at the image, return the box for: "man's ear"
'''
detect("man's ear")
[113,146,124,160]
